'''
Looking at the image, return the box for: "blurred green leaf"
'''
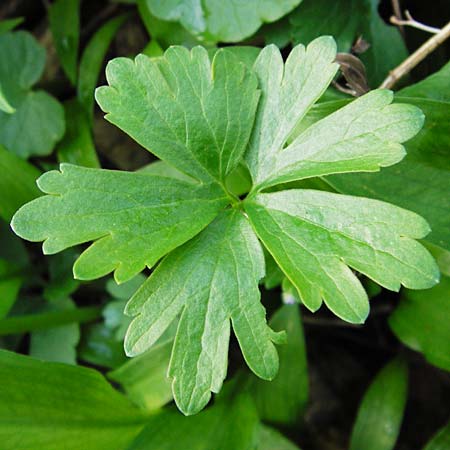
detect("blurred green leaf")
[57,99,100,168]
[252,303,308,425]
[127,380,258,450]
[29,298,80,365]
[0,144,40,221]
[144,0,302,43]
[257,424,302,450]
[389,276,450,372]
[0,31,65,158]
[78,14,128,120]
[349,358,409,450]
[423,422,450,450]
[0,17,23,34]
[0,350,145,450]
[49,0,80,85]
[108,338,173,411]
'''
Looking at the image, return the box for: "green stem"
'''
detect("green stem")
[0,306,102,336]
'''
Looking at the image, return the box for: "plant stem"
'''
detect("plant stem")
[390,10,441,34]
[0,306,102,336]
[379,20,450,89]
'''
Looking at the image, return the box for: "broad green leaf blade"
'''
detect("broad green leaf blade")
[0,31,65,158]
[125,210,282,415]
[77,14,128,119]
[11,164,228,283]
[252,303,308,425]
[96,46,259,183]
[349,358,409,450]
[287,0,362,52]
[57,99,100,168]
[245,37,339,188]
[145,0,302,43]
[0,350,145,450]
[48,0,80,85]
[389,276,450,372]
[127,380,259,450]
[260,89,424,190]
[257,425,302,450]
[423,422,450,450]
[245,190,438,323]
[0,144,40,221]
[328,62,450,251]
[29,298,80,364]
[108,339,173,411]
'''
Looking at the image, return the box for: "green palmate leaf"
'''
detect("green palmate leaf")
[11,164,227,283]
[389,276,450,372]
[329,61,450,251]
[252,303,308,425]
[144,0,302,43]
[423,422,450,450]
[264,89,423,189]
[245,190,438,323]
[0,31,65,158]
[48,0,80,85]
[96,46,259,183]
[349,358,409,450]
[245,37,339,188]
[0,350,145,450]
[125,210,283,415]
[127,379,259,450]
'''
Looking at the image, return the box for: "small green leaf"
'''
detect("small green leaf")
[144,0,302,42]
[245,190,438,323]
[0,31,65,158]
[77,14,128,119]
[11,163,228,283]
[96,46,259,183]
[0,144,41,221]
[0,17,23,34]
[127,379,259,450]
[0,350,145,450]
[349,358,409,450]
[108,338,174,410]
[48,0,80,85]
[29,298,80,365]
[245,37,339,189]
[389,276,450,372]
[252,303,308,425]
[423,422,450,450]
[125,210,282,415]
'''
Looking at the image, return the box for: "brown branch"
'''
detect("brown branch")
[390,10,441,34]
[379,20,450,89]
